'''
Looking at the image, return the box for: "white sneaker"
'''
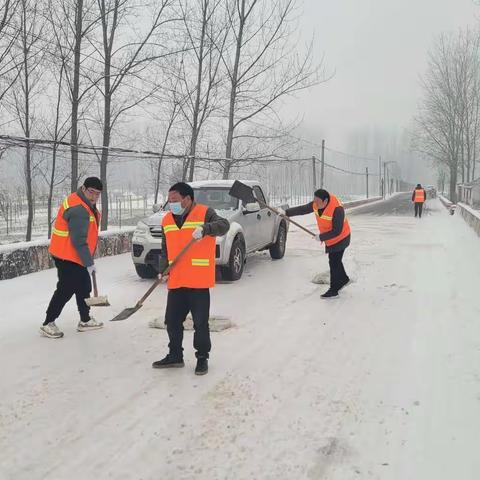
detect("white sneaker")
[40,322,64,339]
[77,317,104,332]
[148,318,165,329]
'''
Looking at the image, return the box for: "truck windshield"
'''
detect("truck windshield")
[193,188,238,211]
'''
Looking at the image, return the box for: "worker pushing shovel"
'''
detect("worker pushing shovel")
[279,188,351,299]
[229,181,351,299]
[149,182,230,376]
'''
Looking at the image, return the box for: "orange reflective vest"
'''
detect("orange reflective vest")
[414,189,425,203]
[49,192,100,266]
[162,204,216,289]
[313,194,351,247]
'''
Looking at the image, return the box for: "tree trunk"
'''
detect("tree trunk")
[48,64,64,239]
[449,163,457,203]
[224,0,245,181]
[47,146,57,239]
[100,92,111,231]
[187,0,208,182]
[222,161,231,180]
[21,5,33,241]
[70,0,83,192]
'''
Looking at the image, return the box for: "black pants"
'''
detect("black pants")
[328,249,349,293]
[414,203,424,217]
[44,258,91,325]
[165,288,211,359]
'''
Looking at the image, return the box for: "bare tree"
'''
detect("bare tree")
[41,62,71,237]
[9,0,46,241]
[177,0,229,181]
[219,0,323,179]
[0,0,21,103]
[147,64,185,204]
[90,0,178,229]
[48,0,100,192]
[414,30,480,201]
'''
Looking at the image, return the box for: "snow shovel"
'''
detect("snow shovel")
[85,271,110,307]
[228,180,317,237]
[110,238,197,321]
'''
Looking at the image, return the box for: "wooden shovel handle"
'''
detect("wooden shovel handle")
[263,205,316,237]
[136,238,197,307]
[91,270,99,297]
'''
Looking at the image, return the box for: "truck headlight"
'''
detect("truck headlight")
[135,221,149,236]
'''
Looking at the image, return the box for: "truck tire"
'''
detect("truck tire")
[269,220,287,260]
[135,264,158,279]
[221,236,245,281]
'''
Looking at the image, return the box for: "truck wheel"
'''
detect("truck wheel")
[269,220,287,259]
[221,237,245,281]
[135,264,158,279]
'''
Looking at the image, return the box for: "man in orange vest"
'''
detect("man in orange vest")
[279,189,351,299]
[152,182,229,375]
[41,177,104,338]
[412,183,426,218]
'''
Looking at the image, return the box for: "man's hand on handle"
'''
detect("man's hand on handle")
[192,226,204,241]
[158,273,169,283]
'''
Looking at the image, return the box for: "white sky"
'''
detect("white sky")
[287,0,479,149]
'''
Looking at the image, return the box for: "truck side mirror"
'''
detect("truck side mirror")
[243,202,260,214]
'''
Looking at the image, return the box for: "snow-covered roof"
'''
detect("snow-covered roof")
[189,179,260,188]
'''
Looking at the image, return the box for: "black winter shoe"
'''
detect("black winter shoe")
[338,277,350,291]
[195,358,208,376]
[321,289,339,299]
[152,354,184,369]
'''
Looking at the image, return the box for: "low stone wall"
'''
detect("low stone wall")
[0,228,135,281]
[457,202,480,238]
[438,195,454,210]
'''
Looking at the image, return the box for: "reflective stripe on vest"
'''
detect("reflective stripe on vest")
[49,192,100,266]
[313,194,351,247]
[162,204,216,289]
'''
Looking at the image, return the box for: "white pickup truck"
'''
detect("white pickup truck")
[131,180,288,281]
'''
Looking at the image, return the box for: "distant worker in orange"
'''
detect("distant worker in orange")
[412,183,427,218]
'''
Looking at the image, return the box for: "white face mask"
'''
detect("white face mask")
[169,202,185,215]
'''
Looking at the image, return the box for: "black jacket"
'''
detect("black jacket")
[285,201,351,253]
[158,204,230,274]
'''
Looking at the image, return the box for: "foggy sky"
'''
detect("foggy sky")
[288,0,479,150]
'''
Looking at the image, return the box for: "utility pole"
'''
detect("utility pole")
[378,155,382,197]
[321,139,325,188]
[312,156,316,190]
[383,162,387,198]
[366,167,369,198]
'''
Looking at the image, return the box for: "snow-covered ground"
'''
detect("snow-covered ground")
[1,196,480,479]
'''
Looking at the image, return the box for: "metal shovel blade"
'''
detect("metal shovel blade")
[229,180,256,204]
[110,303,142,321]
[85,295,110,307]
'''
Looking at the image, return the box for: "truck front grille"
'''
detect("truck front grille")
[149,226,163,238]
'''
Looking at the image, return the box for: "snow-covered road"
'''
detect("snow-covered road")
[1,196,480,480]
